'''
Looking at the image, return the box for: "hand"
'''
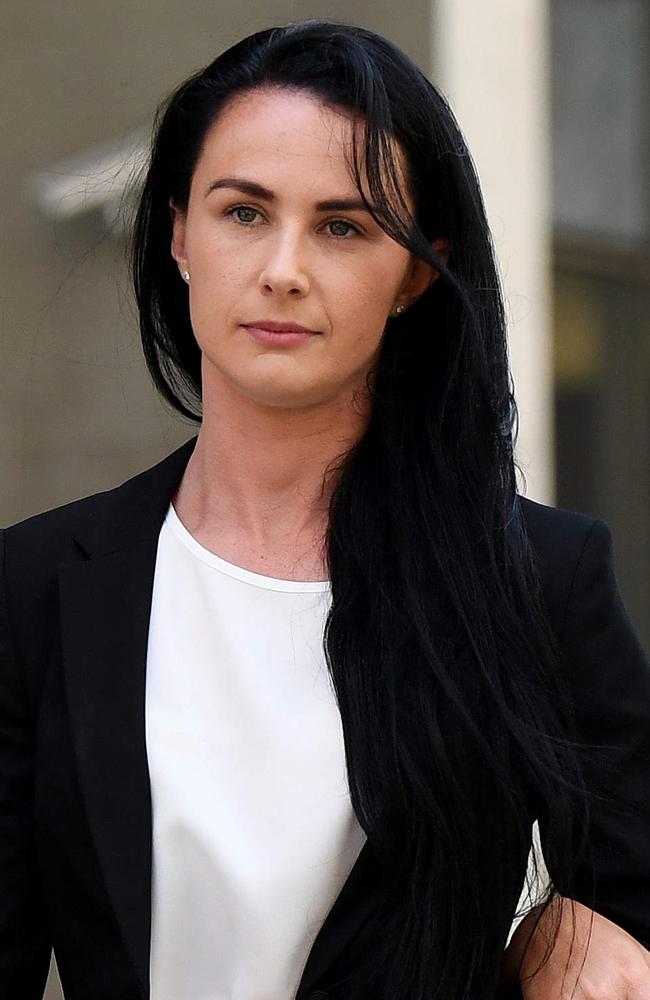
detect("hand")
[501,896,650,998]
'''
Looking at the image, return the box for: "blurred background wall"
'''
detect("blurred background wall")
[551,0,650,656]
[1,2,648,997]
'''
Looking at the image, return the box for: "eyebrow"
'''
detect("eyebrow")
[204,176,373,213]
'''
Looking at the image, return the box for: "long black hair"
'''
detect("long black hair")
[131,19,594,999]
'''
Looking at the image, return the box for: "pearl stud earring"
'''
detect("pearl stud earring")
[182,270,190,283]
[395,304,405,315]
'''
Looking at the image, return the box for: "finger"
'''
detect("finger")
[622,955,650,999]
[632,941,650,973]
[629,971,650,998]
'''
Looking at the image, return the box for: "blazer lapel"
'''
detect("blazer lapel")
[59,537,161,994]
[57,433,384,999]
[58,435,199,995]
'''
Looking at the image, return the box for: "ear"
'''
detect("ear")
[401,237,451,304]
[169,198,188,273]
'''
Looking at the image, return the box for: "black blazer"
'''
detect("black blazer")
[1,434,649,1000]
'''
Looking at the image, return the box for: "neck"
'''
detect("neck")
[173,367,370,549]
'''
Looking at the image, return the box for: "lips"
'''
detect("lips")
[242,320,320,334]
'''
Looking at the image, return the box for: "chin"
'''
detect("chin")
[248,389,328,411]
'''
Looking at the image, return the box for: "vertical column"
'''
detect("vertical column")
[431,0,554,504]
[430,1,553,944]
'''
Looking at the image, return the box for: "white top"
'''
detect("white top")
[145,501,367,1000]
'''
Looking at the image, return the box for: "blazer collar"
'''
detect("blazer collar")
[58,434,381,999]
[70,434,199,559]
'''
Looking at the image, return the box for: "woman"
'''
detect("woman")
[2,18,649,1000]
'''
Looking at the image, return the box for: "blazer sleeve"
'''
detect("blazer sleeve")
[0,528,52,997]
[538,517,650,949]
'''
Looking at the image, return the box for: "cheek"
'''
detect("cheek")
[187,253,244,331]
[337,267,397,340]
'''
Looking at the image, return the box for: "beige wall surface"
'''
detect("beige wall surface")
[1,5,431,997]
[432,0,553,504]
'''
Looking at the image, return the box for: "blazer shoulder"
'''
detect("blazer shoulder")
[2,477,132,571]
[0,437,195,684]
[516,493,603,566]
[516,493,614,641]
[2,436,196,567]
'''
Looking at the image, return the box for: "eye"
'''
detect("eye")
[223,204,362,239]
[225,204,262,225]
[323,218,361,239]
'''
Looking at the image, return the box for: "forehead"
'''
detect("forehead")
[193,86,409,200]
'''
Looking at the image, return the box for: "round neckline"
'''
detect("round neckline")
[165,501,331,593]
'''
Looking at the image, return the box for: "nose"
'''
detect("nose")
[257,228,311,298]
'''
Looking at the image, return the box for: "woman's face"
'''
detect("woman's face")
[171,87,441,412]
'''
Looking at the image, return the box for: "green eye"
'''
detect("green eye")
[325,219,360,238]
[226,205,260,224]
[224,204,361,238]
